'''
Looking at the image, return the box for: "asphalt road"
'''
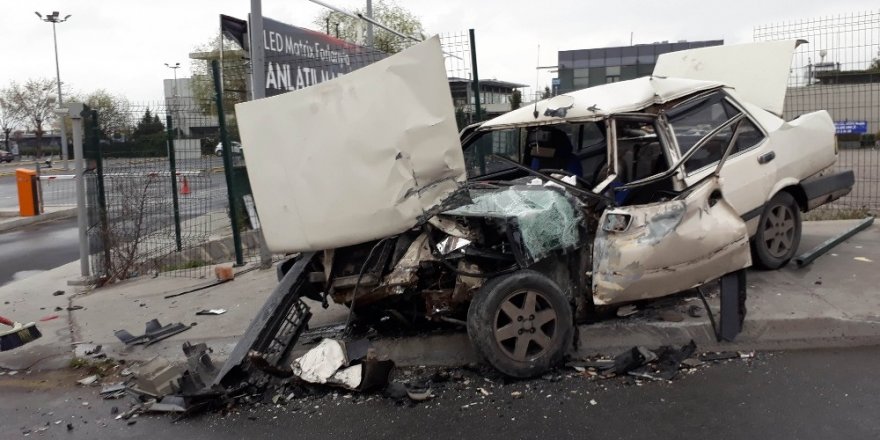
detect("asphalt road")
[0,217,78,287]
[1,346,878,439]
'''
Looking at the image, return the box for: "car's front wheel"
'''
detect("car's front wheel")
[752,191,802,269]
[467,270,573,378]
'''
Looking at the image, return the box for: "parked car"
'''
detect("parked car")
[236,38,853,378]
[0,150,13,163]
[215,141,243,156]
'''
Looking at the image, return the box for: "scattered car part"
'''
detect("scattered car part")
[114,319,191,346]
[196,309,227,316]
[77,375,99,386]
[131,356,184,397]
[795,216,875,267]
[211,252,316,388]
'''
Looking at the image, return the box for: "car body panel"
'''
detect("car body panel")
[479,76,723,130]
[236,36,466,253]
[592,176,751,305]
[653,40,802,117]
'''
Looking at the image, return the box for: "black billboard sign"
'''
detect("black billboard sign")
[261,17,383,97]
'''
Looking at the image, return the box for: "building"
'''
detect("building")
[556,40,724,94]
[448,77,528,127]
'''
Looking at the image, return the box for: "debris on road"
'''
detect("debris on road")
[52,290,65,296]
[73,343,104,359]
[131,356,184,397]
[77,375,99,386]
[114,319,191,346]
[196,308,227,316]
[616,304,638,317]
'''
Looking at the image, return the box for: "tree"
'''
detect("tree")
[313,0,425,54]
[190,35,249,117]
[0,90,21,151]
[4,79,57,158]
[510,90,522,110]
[82,90,133,140]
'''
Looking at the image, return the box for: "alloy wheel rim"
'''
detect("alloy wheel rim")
[493,289,557,361]
[763,204,796,258]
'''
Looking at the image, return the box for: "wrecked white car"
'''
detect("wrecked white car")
[232,37,853,379]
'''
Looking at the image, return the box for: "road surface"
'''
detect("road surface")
[0,217,78,287]
[0,346,878,439]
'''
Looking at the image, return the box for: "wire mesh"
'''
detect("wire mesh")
[84,99,237,282]
[755,10,880,218]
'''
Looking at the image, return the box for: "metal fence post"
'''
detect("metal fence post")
[166,114,183,252]
[91,110,111,278]
[469,28,482,122]
[69,105,89,277]
[212,60,244,266]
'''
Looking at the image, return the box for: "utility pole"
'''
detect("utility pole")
[249,0,274,268]
[365,0,374,47]
[36,11,71,170]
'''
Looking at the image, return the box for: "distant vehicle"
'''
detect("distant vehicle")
[214,141,243,157]
[0,150,13,163]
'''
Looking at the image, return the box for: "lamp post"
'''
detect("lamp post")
[164,62,181,97]
[164,62,181,140]
[35,11,71,170]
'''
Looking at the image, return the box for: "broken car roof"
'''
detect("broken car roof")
[481,40,803,129]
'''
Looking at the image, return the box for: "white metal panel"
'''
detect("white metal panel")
[654,40,801,117]
[479,76,723,129]
[235,36,465,252]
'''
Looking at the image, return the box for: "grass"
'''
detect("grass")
[160,258,210,272]
[804,208,874,221]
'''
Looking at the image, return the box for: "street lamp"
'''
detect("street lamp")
[164,62,181,97]
[36,10,71,169]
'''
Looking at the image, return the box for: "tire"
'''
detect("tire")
[751,191,802,269]
[467,270,573,378]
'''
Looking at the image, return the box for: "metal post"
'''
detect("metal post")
[248,0,274,268]
[91,110,111,278]
[51,22,69,170]
[469,29,482,122]
[365,0,374,47]
[166,115,182,252]
[212,60,244,266]
[69,105,89,277]
[250,0,266,100]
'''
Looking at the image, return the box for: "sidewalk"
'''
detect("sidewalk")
[0,207,77,233]
[1,219,877,373]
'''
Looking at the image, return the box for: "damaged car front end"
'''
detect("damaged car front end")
[221,37,849,381]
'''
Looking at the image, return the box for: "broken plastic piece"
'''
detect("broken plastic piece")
[195,309,227,316]
[77,375,99,386]
[114,320,191,346]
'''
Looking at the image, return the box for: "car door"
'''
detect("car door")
[591,118,752,306]
[670,92,776,233]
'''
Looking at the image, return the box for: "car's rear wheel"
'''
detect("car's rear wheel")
[467,270,573,378]
[752,191,801,269]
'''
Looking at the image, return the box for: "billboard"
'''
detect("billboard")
[221,14,384,98]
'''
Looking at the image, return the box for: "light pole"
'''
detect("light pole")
[164,62,181,141]
[164,62,181,97]
[36,11,71,170]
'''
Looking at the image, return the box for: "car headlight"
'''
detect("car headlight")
[602,213,632,233]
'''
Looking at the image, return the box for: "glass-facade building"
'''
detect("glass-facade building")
[556,40,724,94]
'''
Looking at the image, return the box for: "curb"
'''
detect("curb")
[0,208,77,233]
[56,314,880,372]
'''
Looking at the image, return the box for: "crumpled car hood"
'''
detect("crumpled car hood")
[236,36,465,252]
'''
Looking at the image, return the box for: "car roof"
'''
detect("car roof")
[479,76,724,130]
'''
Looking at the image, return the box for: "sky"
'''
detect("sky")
[1,0,877,103]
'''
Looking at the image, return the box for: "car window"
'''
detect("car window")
[733,118,765,153]
[463,128,522,178]
[667,95,740,155]
[667,94,741,174]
